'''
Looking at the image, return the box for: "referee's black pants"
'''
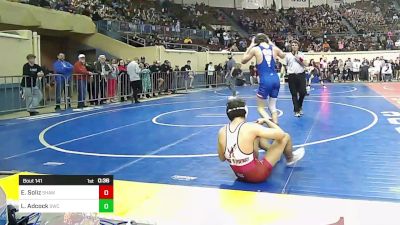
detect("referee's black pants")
[130,80,142,103]
[288,73,307,113]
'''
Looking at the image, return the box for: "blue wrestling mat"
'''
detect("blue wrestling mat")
[1,83,400,202]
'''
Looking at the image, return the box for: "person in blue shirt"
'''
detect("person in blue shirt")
[241,33,286,124]
[53,53,73,110]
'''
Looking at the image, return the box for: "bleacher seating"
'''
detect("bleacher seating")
[11,0,400,52]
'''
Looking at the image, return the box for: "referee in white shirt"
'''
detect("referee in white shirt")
[285,40,307,117]
[127,57,142,103]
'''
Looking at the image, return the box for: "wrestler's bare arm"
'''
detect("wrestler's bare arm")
[217,127,226,161]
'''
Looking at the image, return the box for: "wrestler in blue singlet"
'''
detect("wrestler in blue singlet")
[256,45,280,99]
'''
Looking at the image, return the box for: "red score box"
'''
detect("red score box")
[99,185,113,199]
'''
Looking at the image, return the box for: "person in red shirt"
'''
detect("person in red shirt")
[73,54,93,108]
[117,59,129,102]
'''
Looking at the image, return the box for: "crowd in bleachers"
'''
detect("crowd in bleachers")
[20,0,200,29]
[226,3,399,52]
[302,56,400,84]
[12,0,400,52]
[234,8,291,35]
[129,33,182,47]
[286,5,348,36]
[340,0,399,33]
[298,32,398,52]
[340,2,386,34]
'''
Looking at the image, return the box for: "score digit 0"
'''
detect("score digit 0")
[99,185,113,199]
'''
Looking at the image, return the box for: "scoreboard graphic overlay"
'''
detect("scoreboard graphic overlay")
[18,175,113,213]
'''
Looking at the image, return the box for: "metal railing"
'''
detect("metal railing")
[1,69,399,115]
[122,33,146,47]
[0,71,230,114]
[0,74,67,113]
[97,20,214,40]
[122,32,209,51]
[164,42,209,52]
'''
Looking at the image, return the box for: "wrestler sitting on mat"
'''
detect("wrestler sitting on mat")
[217,97,305,183]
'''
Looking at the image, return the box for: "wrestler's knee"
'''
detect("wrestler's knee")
[282,132,290,141]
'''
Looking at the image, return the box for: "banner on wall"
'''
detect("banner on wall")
[174,0,349,8]
[242,0,266,9]
[282,0,309,8]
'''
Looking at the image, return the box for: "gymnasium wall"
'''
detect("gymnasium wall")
[209,51,250,68]
[305,50,400,62]
[0,0,96,34]
[0,31,35,77]
[128,46,398,71]
[160,50,203,69]
[40,36,69,72]
[71,33,158,63]
[1,30,398,76]
[128,47,399,71]
[54,34,400,71]
[158,50,253,70]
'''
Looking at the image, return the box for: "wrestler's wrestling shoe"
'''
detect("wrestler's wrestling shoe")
[286,147,305,167]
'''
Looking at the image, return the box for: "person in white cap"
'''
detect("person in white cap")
[73,54,93,108]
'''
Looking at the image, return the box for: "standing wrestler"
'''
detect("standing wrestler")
[241,33,286,124]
